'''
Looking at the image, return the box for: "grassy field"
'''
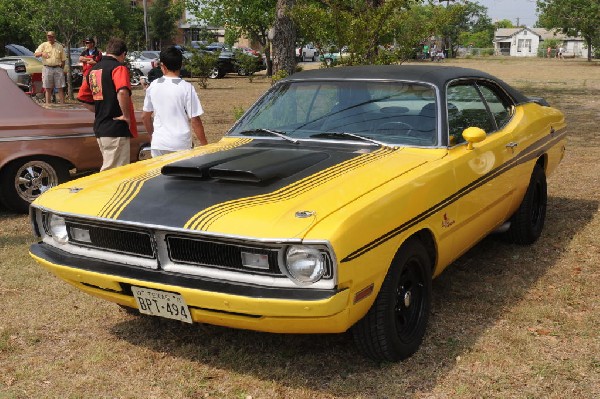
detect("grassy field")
[1,57,598,399]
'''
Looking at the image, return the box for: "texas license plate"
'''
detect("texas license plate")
[131,286,193,323]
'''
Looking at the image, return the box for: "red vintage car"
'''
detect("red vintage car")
[0,69,150,213]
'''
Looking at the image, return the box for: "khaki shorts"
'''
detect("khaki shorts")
[97,137,130,171]
[42,66,65,89]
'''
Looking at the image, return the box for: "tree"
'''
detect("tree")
[149,0,184,49]
[272,0,296,75]
[14,0,118,98]
[430,0,491,57]
[537,0,600,61]
[495,19,515,29]
[293,0,419,65]
[189,0,276,75]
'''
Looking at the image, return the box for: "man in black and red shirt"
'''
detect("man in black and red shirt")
[77,37,137,171]
[79,37,102,76]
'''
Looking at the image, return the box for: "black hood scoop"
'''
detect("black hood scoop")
[162,147,329,183]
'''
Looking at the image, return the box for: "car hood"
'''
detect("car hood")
[34,138,444,239]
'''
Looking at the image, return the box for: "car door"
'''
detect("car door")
[444,79,517,256]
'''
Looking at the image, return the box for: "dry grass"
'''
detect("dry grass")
[1,58,599,399]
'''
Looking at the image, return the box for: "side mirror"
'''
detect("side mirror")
[462,127,487,150]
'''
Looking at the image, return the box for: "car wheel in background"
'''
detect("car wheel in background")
[351,238,432,362]
[506,163,547,244]
[0,157,70,213]
[325,58,333,67]
[138,144,152,161]
[130,69,142,86]
[209,67,223,79]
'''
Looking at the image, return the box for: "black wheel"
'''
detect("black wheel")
[325,58,333,67]
[0,158,70,213]
[351,238,432,362]
[506,163,547,244]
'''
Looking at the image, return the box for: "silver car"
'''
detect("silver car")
[0,59,29,90]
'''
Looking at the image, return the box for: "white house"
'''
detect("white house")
[494,27,589,58]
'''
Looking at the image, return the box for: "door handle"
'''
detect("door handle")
[506,142,518,149]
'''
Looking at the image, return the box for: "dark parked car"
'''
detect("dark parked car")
[209,51,266,79]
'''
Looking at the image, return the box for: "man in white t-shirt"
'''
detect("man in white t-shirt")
[142,47,208,157]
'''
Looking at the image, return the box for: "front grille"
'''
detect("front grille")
[66,222,155,258]
[167,235,282,275]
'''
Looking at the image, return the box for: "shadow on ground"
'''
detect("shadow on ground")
[110,195,598,396]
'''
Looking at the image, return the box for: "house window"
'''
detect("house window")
[130,0,137,9]
[517,39,532,52]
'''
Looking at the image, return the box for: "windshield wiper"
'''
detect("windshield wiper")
[237,128,298,143]
[310,132,390,147]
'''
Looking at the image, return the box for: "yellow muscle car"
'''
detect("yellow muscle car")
[29,65,566,362]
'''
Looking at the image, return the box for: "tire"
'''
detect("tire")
[130,69,142,86]
[209,67,221,79]
[0,158,70,213]
[325,58,333,67]
[351,238,432,362]
[505,163,547,244]
[138,144,152,161]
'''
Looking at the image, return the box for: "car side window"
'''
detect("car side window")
[476,84,513,130]
[447,83,495,145]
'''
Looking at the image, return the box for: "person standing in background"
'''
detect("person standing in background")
[79,37,102,76]
[34,31,66,104]
[142,46,208,157]
[77,37,137,171]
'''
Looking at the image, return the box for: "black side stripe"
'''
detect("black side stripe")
[341,129,567,262]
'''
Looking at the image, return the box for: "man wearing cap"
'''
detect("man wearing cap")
[34,31,66,104]
[79,37,102,76]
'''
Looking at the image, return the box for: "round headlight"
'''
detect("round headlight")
[48,214,68,244]
[285,246,326,285]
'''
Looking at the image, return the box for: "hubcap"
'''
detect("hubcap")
[15,161,59,202]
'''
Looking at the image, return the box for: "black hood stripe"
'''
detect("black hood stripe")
[97,138,252,219]
[98,170,161,219]
[341,129,567,262]
[184,147,399,230]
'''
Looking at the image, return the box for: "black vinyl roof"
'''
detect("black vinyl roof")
[286,65,529,103]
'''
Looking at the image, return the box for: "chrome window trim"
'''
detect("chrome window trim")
[227,78,445,149]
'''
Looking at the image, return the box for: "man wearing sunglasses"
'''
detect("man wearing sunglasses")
[79,37,102,76]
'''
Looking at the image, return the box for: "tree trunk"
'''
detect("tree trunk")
[272,0,296,76]
[586,36,592,62]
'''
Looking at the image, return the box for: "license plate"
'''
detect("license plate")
[131,286,193,323]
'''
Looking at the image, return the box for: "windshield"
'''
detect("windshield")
[229,80,439,146]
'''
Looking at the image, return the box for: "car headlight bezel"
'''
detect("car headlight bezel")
[44,213,69,244]
[283,245,330,286]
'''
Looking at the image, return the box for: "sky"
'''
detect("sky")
[474,0,539,27]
